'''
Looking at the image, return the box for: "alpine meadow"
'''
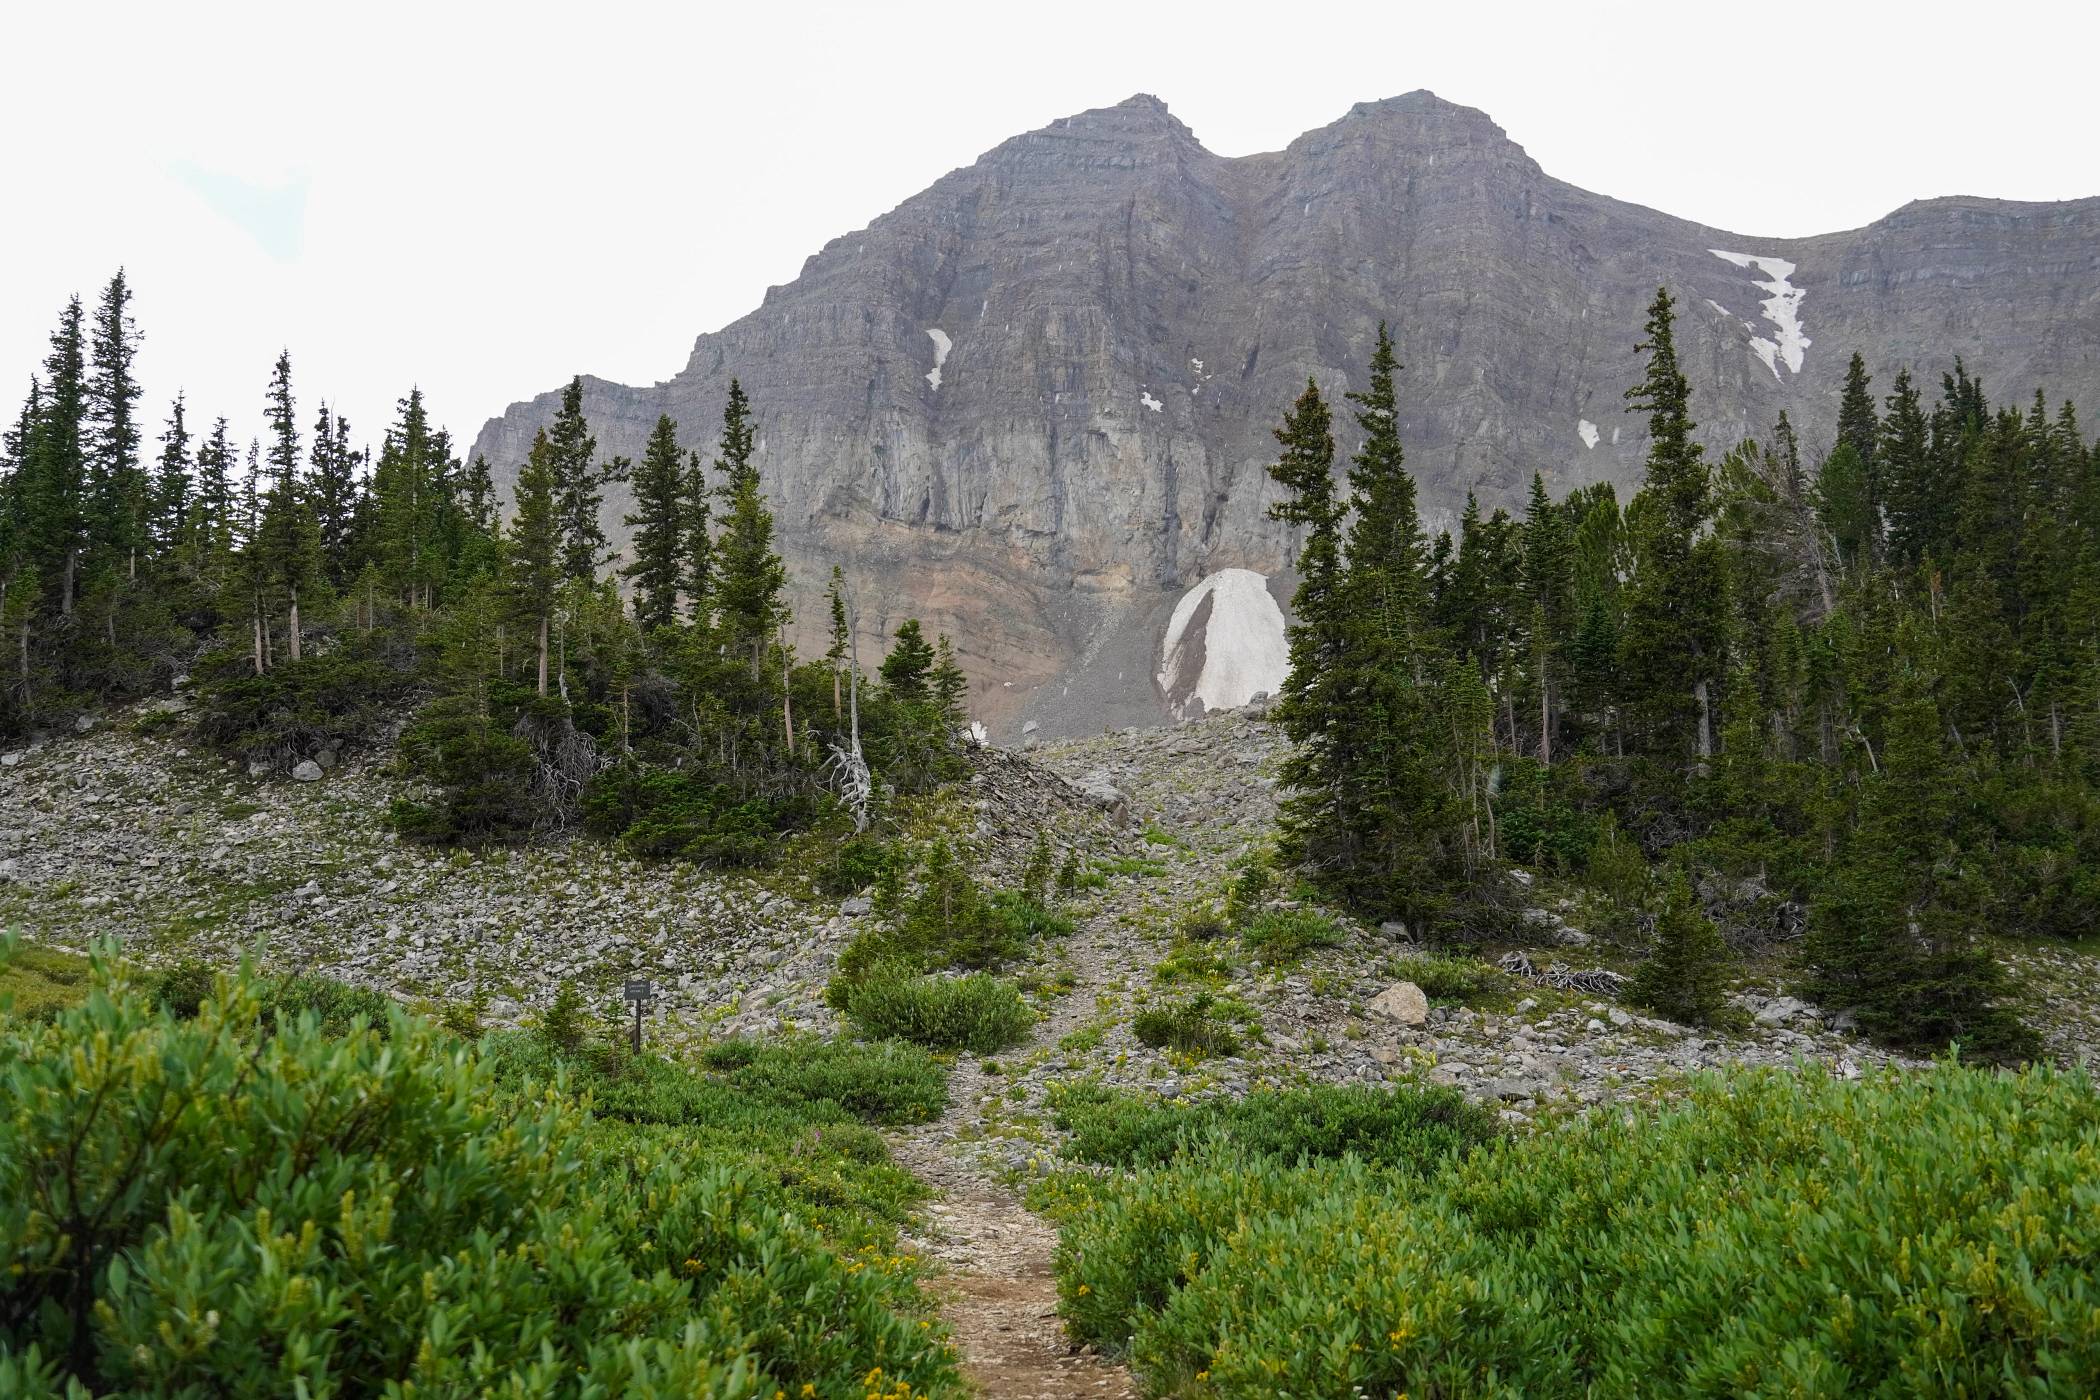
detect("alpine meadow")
[6,27,2100,1399]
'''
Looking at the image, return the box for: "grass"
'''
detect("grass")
[1131,994,1241,1058]
[1384,951,1509,1007]
[837,968,1035,1052]
[0,939,94,1021]
[1240,907,1345,965]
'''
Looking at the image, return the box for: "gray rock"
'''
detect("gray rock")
[0,752,19,767]
[1755,996,1810,1027]
[292,760,324,783]
[1367,981,1429,1027]
[74,714,96,733]
[839,895,873,917]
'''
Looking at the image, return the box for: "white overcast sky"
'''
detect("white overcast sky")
[4,0,2095,465]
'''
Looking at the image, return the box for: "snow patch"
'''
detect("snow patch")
[1709,250,1811,378]
[924,328,952,390]
[1577,419,1600,449]
[967,720,988,745]
[1706,298,1732,318]
[1190,357,1204,372]
[1611,425,1621,445]
[1157,568,1289,720]
[1140,390,1164,413]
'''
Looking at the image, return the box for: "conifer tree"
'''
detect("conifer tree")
[1521,471,1574,762]
[26,297,88,615]
[881,619,935,700]
[1619,287,1725,762]
[825,564,849,715]
[86,269,146,579]
[1265,379,1347,863]
[548,376,628,582]
[680,449,713,620]
[309,402,360,584]
[193,417,236,562]
[709,380,786,678]
[621,414,686,631]
[1630,871,1731,1025]
[507,429,562,696]
[1805,695,2032,1056]
[153,395,191,555]
[254,351,320,662]
[930,634,968,732]
[1835,351,1880,561]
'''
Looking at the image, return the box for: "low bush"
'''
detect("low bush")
[1054,1060,2100,1396]
[1240,907,1344,964]
[1384,952,1502,1006]
[0,951,961,1396]
[1130,995,1241,1058]
[147,959,395,1036]
[1052,1083,1500,1172]
[0,940,93,1022]
[836,968,1034,1053]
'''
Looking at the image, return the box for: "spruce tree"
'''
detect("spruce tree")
[881,619,935,700]
[193,417,236,562]
[1521,471,1574,763]
[548,376,628,582]
[1265,379,1346,863]
[1805,695,2032,1057]
[1835,351,1880,561]
[309,402,360,584]
[86,269,146,579]
[825,564,849,715]
[930,634,968,732]
[153,395,191,556]
[1619,287,1725,762]
[507,428,562,695]
[26,297,88,615]
[254,350,320,662]
[680,448,713,620]
[621,414,686,631]
[710,380,786,678]
[1630,870,1731,1025]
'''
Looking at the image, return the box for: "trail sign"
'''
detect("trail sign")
[623,979,654,1052]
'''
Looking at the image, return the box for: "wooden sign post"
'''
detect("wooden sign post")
[623,978,654,1054]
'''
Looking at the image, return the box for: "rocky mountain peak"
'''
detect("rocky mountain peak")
[473,93,2099,742]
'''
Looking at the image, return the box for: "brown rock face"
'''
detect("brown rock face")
[470,91,2100,739]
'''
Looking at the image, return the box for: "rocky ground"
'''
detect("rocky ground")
[8,701,2098,1396]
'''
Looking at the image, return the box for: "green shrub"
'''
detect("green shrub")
[0,951,960,1396]
[1052,1083,1500,1172]
[1131,995,1240,1058]
[695,1036,948,1125]
[1176,903,1231,942]
[147,960,395,1037]
[1240,907,1344,965]
[1385,953,1502,1006]
[838,968,1034,1052]
[813,832,894,896]
[1057,1061,2100,1395]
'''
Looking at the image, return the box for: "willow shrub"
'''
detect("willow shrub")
[0,950,960,1398]
[1054,1063,2100,1397]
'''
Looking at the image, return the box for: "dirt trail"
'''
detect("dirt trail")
[889,917,1146,1399]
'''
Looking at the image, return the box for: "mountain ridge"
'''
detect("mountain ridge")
[471,90,2100,738]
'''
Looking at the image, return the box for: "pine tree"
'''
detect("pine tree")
[1806,695,2032,1057]
[548,376,628,582]
[86,269,146,580]
[1630,870,1731,1025]
[507,429,562,696]
[153,395,191,556]
[1266,379,1348,867]
[372,388,447,608]
[881,619,936,700]
[193,417,236,563]
[309,402,360,584]
[824,564,850,715]
[1521,471,1574,763]
[680,449,713,621]
[26,297,88,615]
[254,350,320,662]
[930,634,968,732]
[1619,287,1725,762]
[1835,351,1880,563]
[710,380,786,678]
[621,414,686,631]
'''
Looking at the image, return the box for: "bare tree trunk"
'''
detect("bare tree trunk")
[780,622,795,756]
[252,609,265,676]
[1694,678,1713,764]
[1539,675,1552,767]
[62,548,76,616]
[18,618,30,705]
[287,587,302,664]
[537,614,550,697]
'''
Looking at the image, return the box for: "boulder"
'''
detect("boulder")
[1367,980,1429,1027]
[1754,996,1809,1027]
[292,759,324,782]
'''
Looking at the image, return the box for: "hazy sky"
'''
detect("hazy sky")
[5,0,2094,466]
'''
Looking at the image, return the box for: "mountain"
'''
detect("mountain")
[470,91,2100,739]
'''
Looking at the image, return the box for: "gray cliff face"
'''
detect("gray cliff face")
[471,91,2100,738]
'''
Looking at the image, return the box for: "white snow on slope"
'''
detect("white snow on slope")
[925,328,952,390]
[1709,250,1811,378]
[1578,419,1600,449]
[1157,568,1289,719]
[1140,390,1163,413]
